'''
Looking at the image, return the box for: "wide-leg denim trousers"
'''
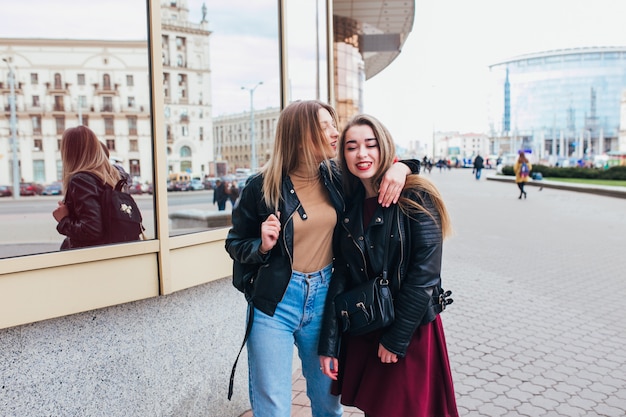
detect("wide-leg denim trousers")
[247,264,342,417]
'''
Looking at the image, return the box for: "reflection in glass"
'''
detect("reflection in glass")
[0,0,153,258]
[286,0,329,103]
[166,0,280,235]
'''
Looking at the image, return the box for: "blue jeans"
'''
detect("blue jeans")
[475,168,482,180]
[247,264,342,417]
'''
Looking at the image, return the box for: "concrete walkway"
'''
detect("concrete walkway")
[239,169,626,416]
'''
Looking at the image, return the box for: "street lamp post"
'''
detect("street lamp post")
[3,58,20,200]
[241,82,263,172]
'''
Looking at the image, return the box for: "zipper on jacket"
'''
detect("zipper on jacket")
[281,202,300,272]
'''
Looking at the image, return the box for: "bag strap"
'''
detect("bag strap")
[379,206,394,283]
[227,301,254,400]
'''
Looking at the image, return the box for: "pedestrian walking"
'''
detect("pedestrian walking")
[514,151,532,199]
[473,153,484,180]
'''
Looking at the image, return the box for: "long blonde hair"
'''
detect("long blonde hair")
[60,126,120,192]
[261,100,338,212]
[338,114,452,239]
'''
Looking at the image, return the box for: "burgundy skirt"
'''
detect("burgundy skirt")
[332,315,458,417]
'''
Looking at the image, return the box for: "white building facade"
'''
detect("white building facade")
[0,38,152,184]
[0,0,213,186]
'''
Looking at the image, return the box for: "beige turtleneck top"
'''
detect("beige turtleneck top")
[289,167,336,273]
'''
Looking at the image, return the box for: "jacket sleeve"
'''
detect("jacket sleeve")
[318,226,350,358]
[56,174,105,244]
[380,192,443,356]
[399,159,421,175]
[224,176,270,293]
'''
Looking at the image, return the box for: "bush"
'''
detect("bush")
[501,164,626,180]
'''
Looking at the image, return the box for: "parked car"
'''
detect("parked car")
[203,177,218,190]
[0,185,13,197]
[128,181,143,195]
[20,182,44,196]
[190,178,205,191]
[42,182,63,196]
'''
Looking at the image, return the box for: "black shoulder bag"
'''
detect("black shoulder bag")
[334,209,395,336]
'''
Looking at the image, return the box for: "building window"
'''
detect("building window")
[102,96,113,112]
[128,116,137,136]
[32,116,42,134]
[78,95,87,109]
[129,159,141,177]
[77,74,85,86]
[178,74,187,99]
[104,117,114,135]
[34,139,43,151]
[54,95,64,111]
[129,140,139,152]
[106,139,116,151]
[32,95,40,107]
[81,116,89,127]
[55,116,65,135]
[33,160,45,183]
[103,73,111,90]
[126,75,134,86]
[180,146,191,158]
[54,73,62,89]
[163,73,170,98]
[180,108,188,122]
[199,126,204,141]
[30,73,38,85]
[128,96,135,108]
[56,160,63,180]
[182,125,189,136]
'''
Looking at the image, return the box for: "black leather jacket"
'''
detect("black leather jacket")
[57,172,108,249]
[225,160,421,317]
[318,184,444,358]
[225,162,345,316]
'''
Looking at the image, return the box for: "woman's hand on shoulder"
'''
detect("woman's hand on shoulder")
[378,162,410,207]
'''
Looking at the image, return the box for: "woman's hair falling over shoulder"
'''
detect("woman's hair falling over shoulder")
[60,125,120,192]
[261,100,338,212]
[339,114,452,239]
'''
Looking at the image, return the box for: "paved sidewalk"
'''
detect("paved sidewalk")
[239,170,626,417]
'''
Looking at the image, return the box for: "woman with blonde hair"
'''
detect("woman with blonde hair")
[53,125,122,249]
[225,101,418,417]
[319,114,458,417]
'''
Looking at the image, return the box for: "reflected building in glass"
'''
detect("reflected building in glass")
[0,38,152,185]
[333,2,414,126]
[161,0,213,177]
[488,46,626,164]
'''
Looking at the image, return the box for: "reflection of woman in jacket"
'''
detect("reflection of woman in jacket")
[53,126,121,249]
[513,151,532,199]
[319,114,458,417]
[225,101,417,417]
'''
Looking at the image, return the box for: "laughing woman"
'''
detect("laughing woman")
[319,114,458,417]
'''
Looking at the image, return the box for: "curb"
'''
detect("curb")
[486,175,626,199]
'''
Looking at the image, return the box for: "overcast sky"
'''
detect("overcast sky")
[3,0,626,148]
[363,0,626,147]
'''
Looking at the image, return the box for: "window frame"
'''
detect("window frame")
[0,0,309,331]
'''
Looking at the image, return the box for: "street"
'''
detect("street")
[0,190,219,258]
